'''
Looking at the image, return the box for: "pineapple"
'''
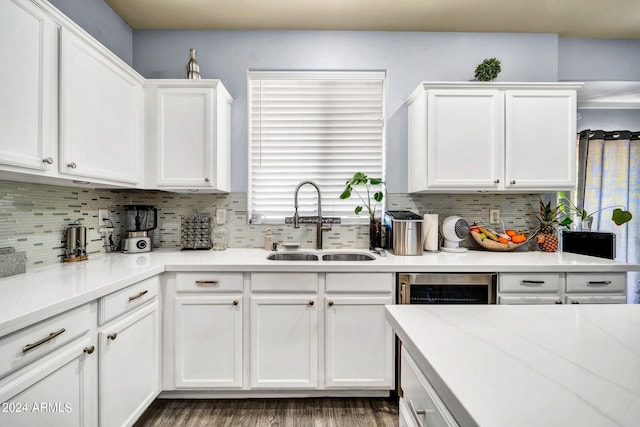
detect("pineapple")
[535,200,561,252]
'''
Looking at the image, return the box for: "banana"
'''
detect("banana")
[478,226,499,241]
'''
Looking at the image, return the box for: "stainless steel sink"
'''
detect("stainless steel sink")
[266,252,319,261]
[321,252,376,261]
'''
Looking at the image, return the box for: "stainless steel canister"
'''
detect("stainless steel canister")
[383,211,424,255]
[65,226,78,260]
[77,225,87,257]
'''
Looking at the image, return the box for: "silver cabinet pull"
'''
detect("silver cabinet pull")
[107,332,118,341]
[308,300,315,306]
[204,177,210,183]
[83,345,95,354]
[67,162,77,169]
[232,300,239,306]
[408,400,425,427]
[521,280,545,286]
[555,300,563,304]
[42,157,54,164]
[494,179,500,184]
[587,280,612,286]
[195,280,219,287]
[128,289,148,302]
[22,328,66,353]
[510,180,516,185]
[571,301,580,304]
[328,301,334,307]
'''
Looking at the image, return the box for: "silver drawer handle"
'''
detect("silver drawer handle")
[83,345,95,355]
[67,162,77,169]
[128,289,148,302]
[42,157,54,164]
[521,280,545,286]
[233,300,239,306]
[196,280,220,287]
[107,332,118,341]
[510,180,516,185]
[587,281,612,286]
[555,300,563,304]
[328,301,334,307]
[22,328,66,353]
[571,301,580,304]
[494,179,500,184]
[408,400,426,427]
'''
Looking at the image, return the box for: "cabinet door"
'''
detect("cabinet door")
[250,295,317,389]
[59,28,143,185]
[505,90,577,190]
[174,295,243,388]
[426,90,504,190]
[0,336,97,427]
[0,0,58,171]
[154,88,215,189]
[99,301,160,427]
[324,296,393,388]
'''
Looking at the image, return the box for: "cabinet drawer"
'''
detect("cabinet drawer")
[566,295,627,304]
[499,295,562,305]
[499,273,563,293]
[401,347,458,427]
[99,276,159,325]
[176,272,243,293]
[566,273,626,293]
[251,273,318,293]
[326,273,393,293]
[0,304,94,379]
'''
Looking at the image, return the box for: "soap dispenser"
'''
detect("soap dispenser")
[264,228,274,251]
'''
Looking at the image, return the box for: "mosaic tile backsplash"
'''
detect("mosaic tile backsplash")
[0,180,542,268]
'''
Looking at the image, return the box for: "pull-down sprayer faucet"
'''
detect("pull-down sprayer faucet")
[293,180,331,250]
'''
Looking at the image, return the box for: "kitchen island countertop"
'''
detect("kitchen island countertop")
[0,248,638,337]
[386,304,640,427]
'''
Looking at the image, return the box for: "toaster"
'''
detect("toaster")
[383,211,424,255]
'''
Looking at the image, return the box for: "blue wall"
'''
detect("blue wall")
[559,38,640,81]
[49,0,133,66]
[133,30,559,192]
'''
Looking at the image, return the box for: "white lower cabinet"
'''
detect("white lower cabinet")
[0,303,97,427]
[400,347,458,427]
[498,272,627,305]
[98,299,160,427]
[174,295,242,388]
[324,273,394,389]
[250,295,318,389]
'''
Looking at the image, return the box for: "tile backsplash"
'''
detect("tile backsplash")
[0,180,542,268]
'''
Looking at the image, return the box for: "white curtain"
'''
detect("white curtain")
[578,130,640,303]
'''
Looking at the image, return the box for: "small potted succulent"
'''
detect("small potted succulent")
[340,172,384,249]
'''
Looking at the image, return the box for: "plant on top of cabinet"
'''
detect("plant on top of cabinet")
[474,58,502,81]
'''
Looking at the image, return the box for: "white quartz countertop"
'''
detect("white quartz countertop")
[0,248,638,337]
[386,304,640,427]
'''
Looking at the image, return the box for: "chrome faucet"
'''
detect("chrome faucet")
[293,180,332,249]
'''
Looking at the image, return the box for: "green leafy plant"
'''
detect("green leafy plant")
[558,192,633,227]
[474,58,502,81]
[339,172,384,219]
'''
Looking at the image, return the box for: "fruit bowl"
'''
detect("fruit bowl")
[470,231,528,251]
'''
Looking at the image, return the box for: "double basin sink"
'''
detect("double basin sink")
[266,251,376,261]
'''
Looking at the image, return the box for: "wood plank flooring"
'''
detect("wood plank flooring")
[134,397,399,427]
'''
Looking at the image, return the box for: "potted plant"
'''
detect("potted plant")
[474,58,502,81]
[340,172,384,249]
[557,192,633,230]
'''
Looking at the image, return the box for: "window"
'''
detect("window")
[248,71,385,224]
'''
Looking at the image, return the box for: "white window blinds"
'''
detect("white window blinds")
[249,71,385,223]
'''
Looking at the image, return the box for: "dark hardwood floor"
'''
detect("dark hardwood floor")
[134,397,399,427]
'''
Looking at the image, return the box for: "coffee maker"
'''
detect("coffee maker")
[122,205,158,253]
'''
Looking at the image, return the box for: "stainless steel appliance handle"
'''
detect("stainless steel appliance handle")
[22,328,66,353]
[408,400,426,427]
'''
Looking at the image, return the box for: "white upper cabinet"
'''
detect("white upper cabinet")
[59,28,144,185]
[144,80,232,192]
[408,82,581,192]
[0,0,58,173]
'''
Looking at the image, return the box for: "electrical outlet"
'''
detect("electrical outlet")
[98,209,109,227]
[489,209,500,224]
